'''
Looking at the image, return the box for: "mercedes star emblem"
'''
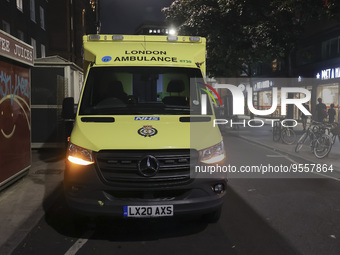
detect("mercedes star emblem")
[138,155,159,177]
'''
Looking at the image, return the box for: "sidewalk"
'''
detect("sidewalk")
[221,116,340,175]
[0,149,65,254]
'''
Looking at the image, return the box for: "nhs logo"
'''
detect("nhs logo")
[134,117,160,121]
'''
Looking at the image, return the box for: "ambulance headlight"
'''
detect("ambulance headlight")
[199,141,225,164]
[67,143,94,166]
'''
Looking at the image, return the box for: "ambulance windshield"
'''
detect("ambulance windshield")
[79,66,212,115]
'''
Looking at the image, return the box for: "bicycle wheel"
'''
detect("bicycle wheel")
[313,134,333,159]
[281,128,296,145]
[295,132,308,152]
[273,126,281,142]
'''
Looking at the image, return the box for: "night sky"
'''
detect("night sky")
[100,0,175,34]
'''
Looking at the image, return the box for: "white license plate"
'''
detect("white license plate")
[123,205,173,218]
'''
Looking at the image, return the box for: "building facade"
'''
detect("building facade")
[293,22,340,122]
[1,0,97,65]
[0,0,48,59]
[47,0,97,67]
[250,20,340,123]
[1,0,97,148]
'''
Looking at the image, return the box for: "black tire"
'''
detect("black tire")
[281,128,296,144]
[295,132,308,152]
[313,134,333,159]
[273,126,281,142]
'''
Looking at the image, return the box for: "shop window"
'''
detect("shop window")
[317,84,339,122]
[293,89,311,121]
[258,90,281,117]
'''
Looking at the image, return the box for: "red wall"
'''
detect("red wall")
[0,61,31,185]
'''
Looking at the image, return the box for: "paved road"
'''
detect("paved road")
[10,134,340,255]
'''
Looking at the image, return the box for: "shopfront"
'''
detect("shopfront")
[254,79,282,118]
[316,82,339,122]
[315,67,340,123]
[253,79,312,121]
[0,30,33,190]
[291,85,312,122]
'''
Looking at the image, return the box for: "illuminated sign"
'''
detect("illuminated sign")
[316,67,340,80]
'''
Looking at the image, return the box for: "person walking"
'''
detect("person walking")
[315,98,327,122]
[301,103,309,131]
[328,103,336,123]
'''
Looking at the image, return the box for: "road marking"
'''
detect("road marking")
[266,155,287,158]
[64,230,94,255]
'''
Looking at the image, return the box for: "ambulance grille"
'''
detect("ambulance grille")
[95,150,197,187]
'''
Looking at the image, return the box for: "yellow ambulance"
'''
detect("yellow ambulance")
[62,34,226,222]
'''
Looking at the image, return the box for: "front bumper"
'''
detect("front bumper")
[64,161,226,217]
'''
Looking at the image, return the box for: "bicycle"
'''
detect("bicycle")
[273,120,296,144]
[295,121,333,158]
[329,122,340,144]
[313,122,340,158]
[314,132,333,159]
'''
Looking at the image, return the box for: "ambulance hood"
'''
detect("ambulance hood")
[70,115,221,152]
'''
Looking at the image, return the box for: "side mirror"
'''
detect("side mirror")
[62,97,75,119]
